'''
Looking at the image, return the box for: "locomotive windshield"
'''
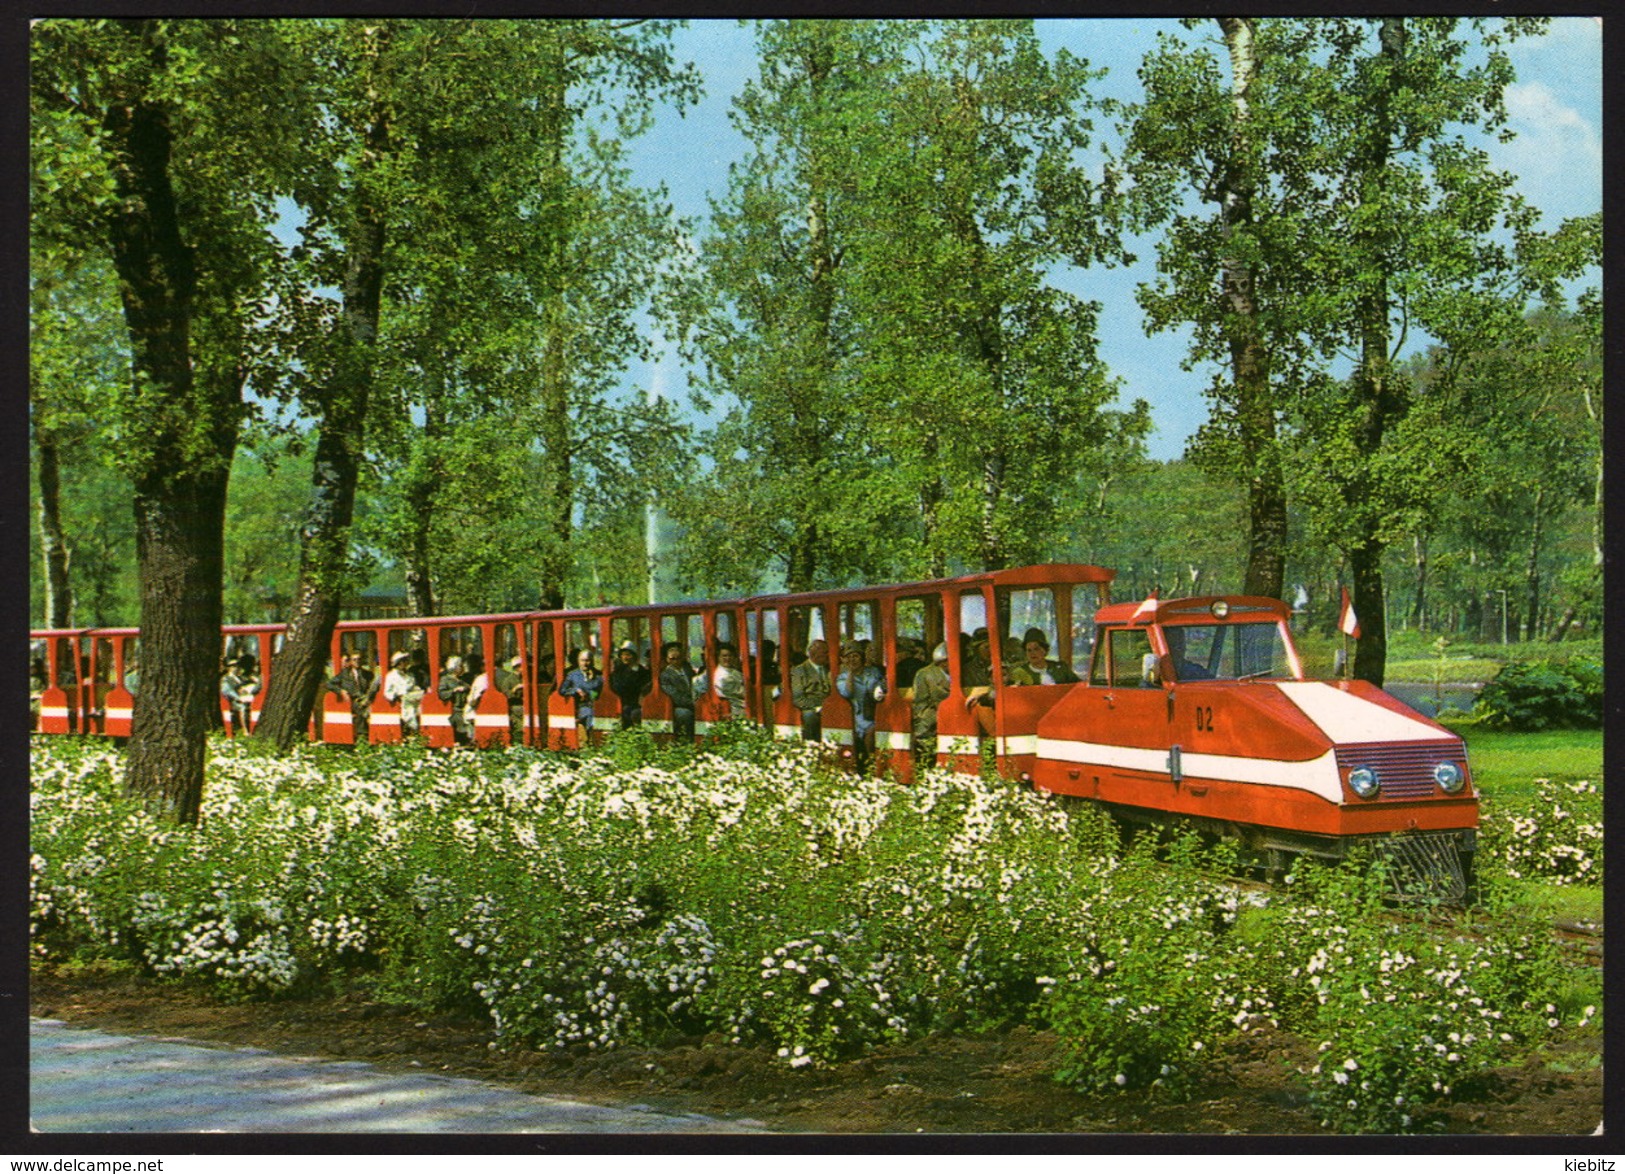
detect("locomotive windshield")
[1165,621,1299,681]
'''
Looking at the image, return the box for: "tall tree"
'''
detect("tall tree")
[848,20,1134,573]
[1119,19,1342,600]
[1287,17,1549,684]
[251,19,395,748]
[520,19,697,608]
[28,252,127,628]
[32,19,306,819]
[251,21,695,746]
[674,20,897,593]
[222,440,315,623]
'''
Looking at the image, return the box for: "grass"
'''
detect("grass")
[1383,655,1503,682]
[1291,630,1602,685]
[1444,725,1604,801]
[1509,880,1604,926]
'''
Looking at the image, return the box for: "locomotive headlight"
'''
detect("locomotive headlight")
[1210,601,1230,619]
[1348,766,1380,799]
[1434,761,1465,793]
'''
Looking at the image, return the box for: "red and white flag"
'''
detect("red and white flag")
[1338,587,1361,639]
[1132,590,1159,623]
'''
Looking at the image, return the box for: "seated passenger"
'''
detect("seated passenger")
[759,640,782,690]
[894,638,927,693]
[610,643,652,729]
[385,651,427,740]
[835,646,885,773]
[660,642,696,742]
[910,643,952,768]
[1010,630,1078,686]
[439,656,472,745]
[961,630,996,736]
[790,639,831,741]
[1001,637,1024,684]
[560,648,604,737]
[712,643,746,719]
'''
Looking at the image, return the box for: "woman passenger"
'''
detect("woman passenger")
[836,646,886,774]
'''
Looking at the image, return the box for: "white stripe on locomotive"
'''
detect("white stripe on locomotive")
[1035,736,1343,803]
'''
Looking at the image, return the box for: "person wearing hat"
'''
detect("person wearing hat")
[835,644,886,773]
[385,649,426,740]
[438,655,472,745]
[894,637,927,693]
[610,642,652,729]
[960,629,996,737]
[493,655,526,744]
[1010,629,1077,687]
[221,655,257,736]
[910,642,952,769]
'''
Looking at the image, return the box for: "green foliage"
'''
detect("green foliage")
[221,440,313,623]
[32,19,312,481]
[1476,779,1602,886]
[1452,727,1602,798]
[32,734,1596,1132]
[1474,658,1601,730]
[1047,855,1255,1099]
[671,19,1143,590]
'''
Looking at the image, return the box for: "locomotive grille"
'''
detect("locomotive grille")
[1378,831,1472,905]
[1335,741,1464,799]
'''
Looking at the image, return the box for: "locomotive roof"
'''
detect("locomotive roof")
[1093,594,1292,626]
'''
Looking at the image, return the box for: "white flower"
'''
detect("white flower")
[1114,1073,1127,1087]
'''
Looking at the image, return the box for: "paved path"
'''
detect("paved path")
[30,1019,766,1134]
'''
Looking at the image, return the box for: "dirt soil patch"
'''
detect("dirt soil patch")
[30,964,1601,1136]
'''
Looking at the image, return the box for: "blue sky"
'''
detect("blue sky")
[622,18,1603,461]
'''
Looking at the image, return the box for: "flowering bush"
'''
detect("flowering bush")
[29,733,1598,1133]
[1478,779,1603,886]
[1046,848,1272,1098]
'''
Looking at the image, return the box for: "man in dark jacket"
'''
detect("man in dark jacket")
[327,653,379,744]
[610,643,652,729]
[659,642,695,742]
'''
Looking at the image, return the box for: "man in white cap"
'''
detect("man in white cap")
[910,643,952,769]
[384,650,425,740]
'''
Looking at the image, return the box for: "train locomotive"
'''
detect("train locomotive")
[32,563,1476,896]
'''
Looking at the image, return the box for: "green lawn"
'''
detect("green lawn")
[1445,725,1604,802]
[1383,655,1503,682]
[1513,879,1604,926]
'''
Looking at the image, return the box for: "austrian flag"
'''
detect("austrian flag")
[1338,587,1361,639]
[1132,590,1159,623]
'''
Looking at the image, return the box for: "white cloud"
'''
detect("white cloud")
[1494,80,1601,223]
[1506,80,1593,139]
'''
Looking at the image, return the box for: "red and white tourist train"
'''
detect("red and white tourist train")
[31,563,1477,893]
